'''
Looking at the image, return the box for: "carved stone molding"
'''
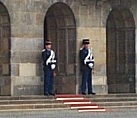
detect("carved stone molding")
[108,0,132,9]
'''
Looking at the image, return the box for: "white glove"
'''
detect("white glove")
[88,63,93,68]
[51,64,56,70]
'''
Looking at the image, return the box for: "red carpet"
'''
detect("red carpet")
[55,94,106,112]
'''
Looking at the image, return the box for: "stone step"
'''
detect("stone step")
[0,93,136,100]
[0,96,54,100]
[85,94,137,110]
[0,94,137,111]
[0,96,69,111]
[103,105,137,112]
[0,103,70,111]
[86,93,137,98]
[0,99,62,105]
[55,94,106,112]
[105,105,137,109]
[96,101,137,106]
[0,108,71,112]
[86,94,137,103]
[88,97,137,102]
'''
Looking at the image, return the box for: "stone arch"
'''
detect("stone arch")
[44,2,77,93]
[106,7,135,93]
[0,2,11,95]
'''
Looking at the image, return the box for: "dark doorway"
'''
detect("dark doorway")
[44,2,76,94]
[106,7,135,93]
[0,3,11,95]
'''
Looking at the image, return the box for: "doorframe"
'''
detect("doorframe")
[44,2,77,94]
[106,7,136,93]
[0,2,11,95]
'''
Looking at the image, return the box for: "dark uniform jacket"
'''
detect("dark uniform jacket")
[42,49,56,70]
[79,47,94,71]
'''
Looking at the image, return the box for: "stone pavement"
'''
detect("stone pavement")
[0,109,137,118]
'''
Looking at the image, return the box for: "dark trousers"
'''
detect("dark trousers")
[81,69,93,93]
[43,67,54,95]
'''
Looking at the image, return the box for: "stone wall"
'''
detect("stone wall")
[2,0,46,95]
[76,1,111,94]
[131,0,137,93]
[0,0,110,95]
[0,0,136,95]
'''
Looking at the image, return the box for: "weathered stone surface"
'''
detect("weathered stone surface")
[11,51,42,63]
[13,85,43,95]
[12,76,42,86]
[11,64,19,76]
[2,64,9,75]
[108,84,130,93]
[0,0,136,95]
[0,77,11,95]
[93,76,107,85]
[55,76,76,94]
[93,85,108,94]
[36,64,43,76]
[19,63,36,76]
[11,38,43,50]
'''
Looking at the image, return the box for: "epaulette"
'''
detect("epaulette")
[80,47,83,50]
[42,49,45,52]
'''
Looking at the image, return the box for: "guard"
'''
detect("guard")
[79,38,96,95]
[42,40,57,96]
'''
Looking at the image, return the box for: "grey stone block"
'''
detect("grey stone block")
[93,85,108,94]
[11,51,42,63]
[13,85,43,96]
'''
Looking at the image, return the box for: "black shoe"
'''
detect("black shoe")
[44,93,49,96]
[88,92,96,95]
[82,92,86,95]
[49,93,55,96]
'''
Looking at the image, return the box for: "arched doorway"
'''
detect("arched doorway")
[0,3,11,95]
[106,7,135,93]
[44,2,76,94]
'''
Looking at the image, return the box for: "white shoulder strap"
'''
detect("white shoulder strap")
[46,50,56,65]
[84,49,91,65]
[84,48,94,64]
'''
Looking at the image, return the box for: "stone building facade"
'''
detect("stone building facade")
[0,0,136,96]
